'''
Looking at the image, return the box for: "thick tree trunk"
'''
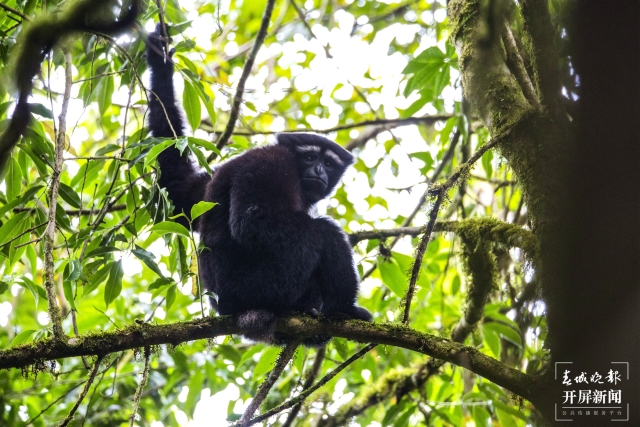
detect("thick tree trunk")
[449,0,640,423]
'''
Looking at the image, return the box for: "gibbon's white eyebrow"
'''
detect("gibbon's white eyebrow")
[295,145,322,153]
[324,149,345,166]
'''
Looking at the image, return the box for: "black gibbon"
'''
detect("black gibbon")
[146,27,372,344]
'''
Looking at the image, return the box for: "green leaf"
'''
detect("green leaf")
[472,406,491,427]
[132,245,165,278]
[333,338,349,360]
[104,260,124,308]
[394,406,415,427]
[189,145,212,174]
[482,149,493,179]
[11,329,37,346]
[58,183,82,209]
[143,140,175,169]
[95,143,121,156]
[190,201,216,220]
[185,369,204,414]
[0,213,29,246]
[177,55,198,74]
[29,103,54,119]
[484,321,522,347]
[188,136,222,158]
[83,261,114,297]
[392,252,430,290]
[97,75,114,116]
[183,79,202,131]
[63,280,77,311]
[408,151,434,171]
[165,284,176,310]
[496,408,518,427]
[18,277,43,308]
[253,347,280,380]
[64,260,82,282]
[382,401,407,426]
[85,246,120,258]
[377,256,408,298]
[0,281,8,295]
[451,275,460,295]
[483,323,501,357]
[150,221,190,238]
[6,158,22,201]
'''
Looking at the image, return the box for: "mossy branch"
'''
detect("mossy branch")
[0,315,543,403]
[402,126,514,322]
[518,0,563,120]
[349,218,536,255]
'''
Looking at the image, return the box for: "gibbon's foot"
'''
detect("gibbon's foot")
[328,305,373,322]
[238,310,276,342]
[351,306,373,322]
[307,308,320,318]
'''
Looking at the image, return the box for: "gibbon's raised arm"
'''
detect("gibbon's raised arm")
[146,26,209,223]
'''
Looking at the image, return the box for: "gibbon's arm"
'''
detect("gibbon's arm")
[146,25,209,223]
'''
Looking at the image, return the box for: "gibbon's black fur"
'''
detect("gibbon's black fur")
[146,26,372,345]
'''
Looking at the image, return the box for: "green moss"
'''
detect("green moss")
[449,0,481,43]
[487,76,530,133]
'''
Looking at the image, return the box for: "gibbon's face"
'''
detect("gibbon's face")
[276,133,354,205]
[296,145,346,203]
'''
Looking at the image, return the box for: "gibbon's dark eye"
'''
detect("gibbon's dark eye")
[324,159,334,169]
[304,153,317,163]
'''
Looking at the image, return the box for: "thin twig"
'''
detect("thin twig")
[281,346,326,427]
[402,127,512,323]
[44,46,73,340]
[0,2,31,21]
[56,355,104,427]
[214,0,276,155]
[129,346,151,426]
[14,204,128,216]
[64,156,128,162]
[21,381,86,426]
[518,0,563,119]
[359,129,460,280]
[0,221,46,248]
[236,340,300,427]
[248,344,375,426]
[154,0,170,57]
[288,0,315,38]
[501,18,541,109]
[14,237,43,249]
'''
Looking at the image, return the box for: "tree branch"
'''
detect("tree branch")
[0,315,542,403]
[0,2,30,21]
[249,344,375,426]
[402,126,513,323]
[501,18,541,109]
[518,0,563,120]
[237,340,300,427]
[57,355,104,427]
[281,346,326,427]
[0,0,140,174]
[214,0,276,154]
[128,346,150,427]
[43,46,73,340]
[349,218,536,255]
[205,114,451,139]
[14,204,127,216]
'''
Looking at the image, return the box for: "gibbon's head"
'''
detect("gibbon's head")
[276,133,354,204]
